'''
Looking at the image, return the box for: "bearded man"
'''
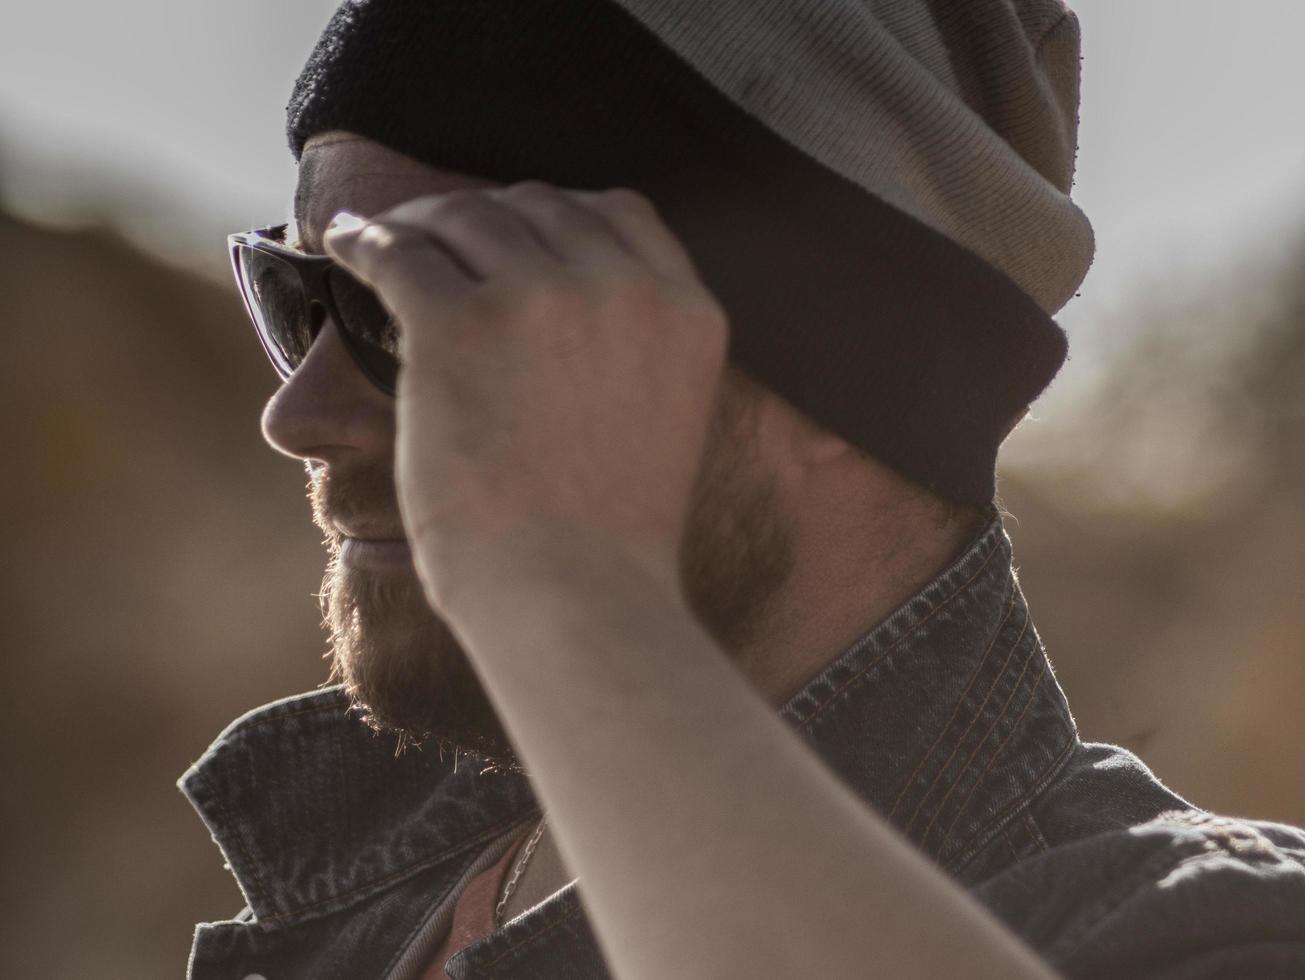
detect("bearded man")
[181,2,1305,978]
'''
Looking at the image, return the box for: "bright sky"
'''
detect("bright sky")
[4,0,1305,351]
[1064,1,1305,348]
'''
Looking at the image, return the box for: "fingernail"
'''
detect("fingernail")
[325,211,366,236]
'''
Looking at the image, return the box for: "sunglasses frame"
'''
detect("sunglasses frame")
[227,224,398,396]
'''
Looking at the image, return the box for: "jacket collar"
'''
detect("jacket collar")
[779,513,1078,871]
[181,513,1076,927]
[180,689,537,928]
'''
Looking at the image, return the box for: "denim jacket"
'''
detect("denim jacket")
[180,517,1305,979]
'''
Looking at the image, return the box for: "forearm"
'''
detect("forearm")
[438,529,1058,980]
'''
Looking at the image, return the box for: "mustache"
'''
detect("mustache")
[308,462,403,546]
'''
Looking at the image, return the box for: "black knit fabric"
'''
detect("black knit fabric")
[287,0,1067,505]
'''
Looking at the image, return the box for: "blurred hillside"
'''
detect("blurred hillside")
[1001,239,1305,824]
[1,209,1302,978]
[0,211,326,979]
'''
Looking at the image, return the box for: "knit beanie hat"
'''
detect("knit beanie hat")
[288,0,1094,506]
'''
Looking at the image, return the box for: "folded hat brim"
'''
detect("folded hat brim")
[289,0,1066,504]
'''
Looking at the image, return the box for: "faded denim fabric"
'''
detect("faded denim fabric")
[180,516,1305,979]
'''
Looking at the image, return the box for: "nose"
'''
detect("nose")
[261,318,395,464]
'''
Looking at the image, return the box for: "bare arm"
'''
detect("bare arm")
[445,526,1057,979]
[323,184,1059,979]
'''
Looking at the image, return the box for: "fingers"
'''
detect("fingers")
[323,183,702,328]
[379,191,556,278]
[568,188,698,282]
[323,215,473,324]
[491,181,634,267]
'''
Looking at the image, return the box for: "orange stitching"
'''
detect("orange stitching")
[194,768,271,914]
[887,587,1018,819]
[903,607,1030,836]
[937,659,1050,855]
[1022,810,1050,853]
[254,811,537,925]
[196,698,351,916]
[794,540,1002,729]
[918,638,1042,854]
[944,735,1075,874]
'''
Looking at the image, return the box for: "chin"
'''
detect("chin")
[322,558,523,769]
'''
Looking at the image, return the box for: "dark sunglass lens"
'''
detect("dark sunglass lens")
[327,268,398,354]
[236,247,314,375]
[327,268,400,393]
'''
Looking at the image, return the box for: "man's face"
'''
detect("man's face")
[262,132,797,769]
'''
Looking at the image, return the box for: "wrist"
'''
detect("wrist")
[411,516,684,617]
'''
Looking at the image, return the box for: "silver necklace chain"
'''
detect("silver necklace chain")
[494,815,548,928]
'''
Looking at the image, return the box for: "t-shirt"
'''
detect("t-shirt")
[421,827,534,979]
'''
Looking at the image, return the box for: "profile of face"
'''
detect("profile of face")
[261,133,798,770]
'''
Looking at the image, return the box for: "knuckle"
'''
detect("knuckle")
[471,272,587,322]
[431,188,490,217]
[444,187,487,205]
[528,273,590,317]
[694,294,729,343]
[691,290,728,329]
[610,275,726,364]
[503,180,562,202]
[356,222,390,250]
[359,222,412,254]
[665,284,728,348]
[503,181,580,219]
[598,187,656,215]
[612,271,668,314]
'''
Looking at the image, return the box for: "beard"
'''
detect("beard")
[312,370,797,771]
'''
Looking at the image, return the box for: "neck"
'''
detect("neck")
[500,485,982,921]
[498,464,982,919]
[737,465,983,707]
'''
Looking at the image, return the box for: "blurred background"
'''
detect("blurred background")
[2,2,1303,976]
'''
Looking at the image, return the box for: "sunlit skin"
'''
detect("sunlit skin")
[256,132,1057,978]
[263,132,982,751]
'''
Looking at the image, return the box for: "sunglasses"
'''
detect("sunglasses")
[228,224,399,395]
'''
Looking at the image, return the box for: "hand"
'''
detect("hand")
[323,182,729,607]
